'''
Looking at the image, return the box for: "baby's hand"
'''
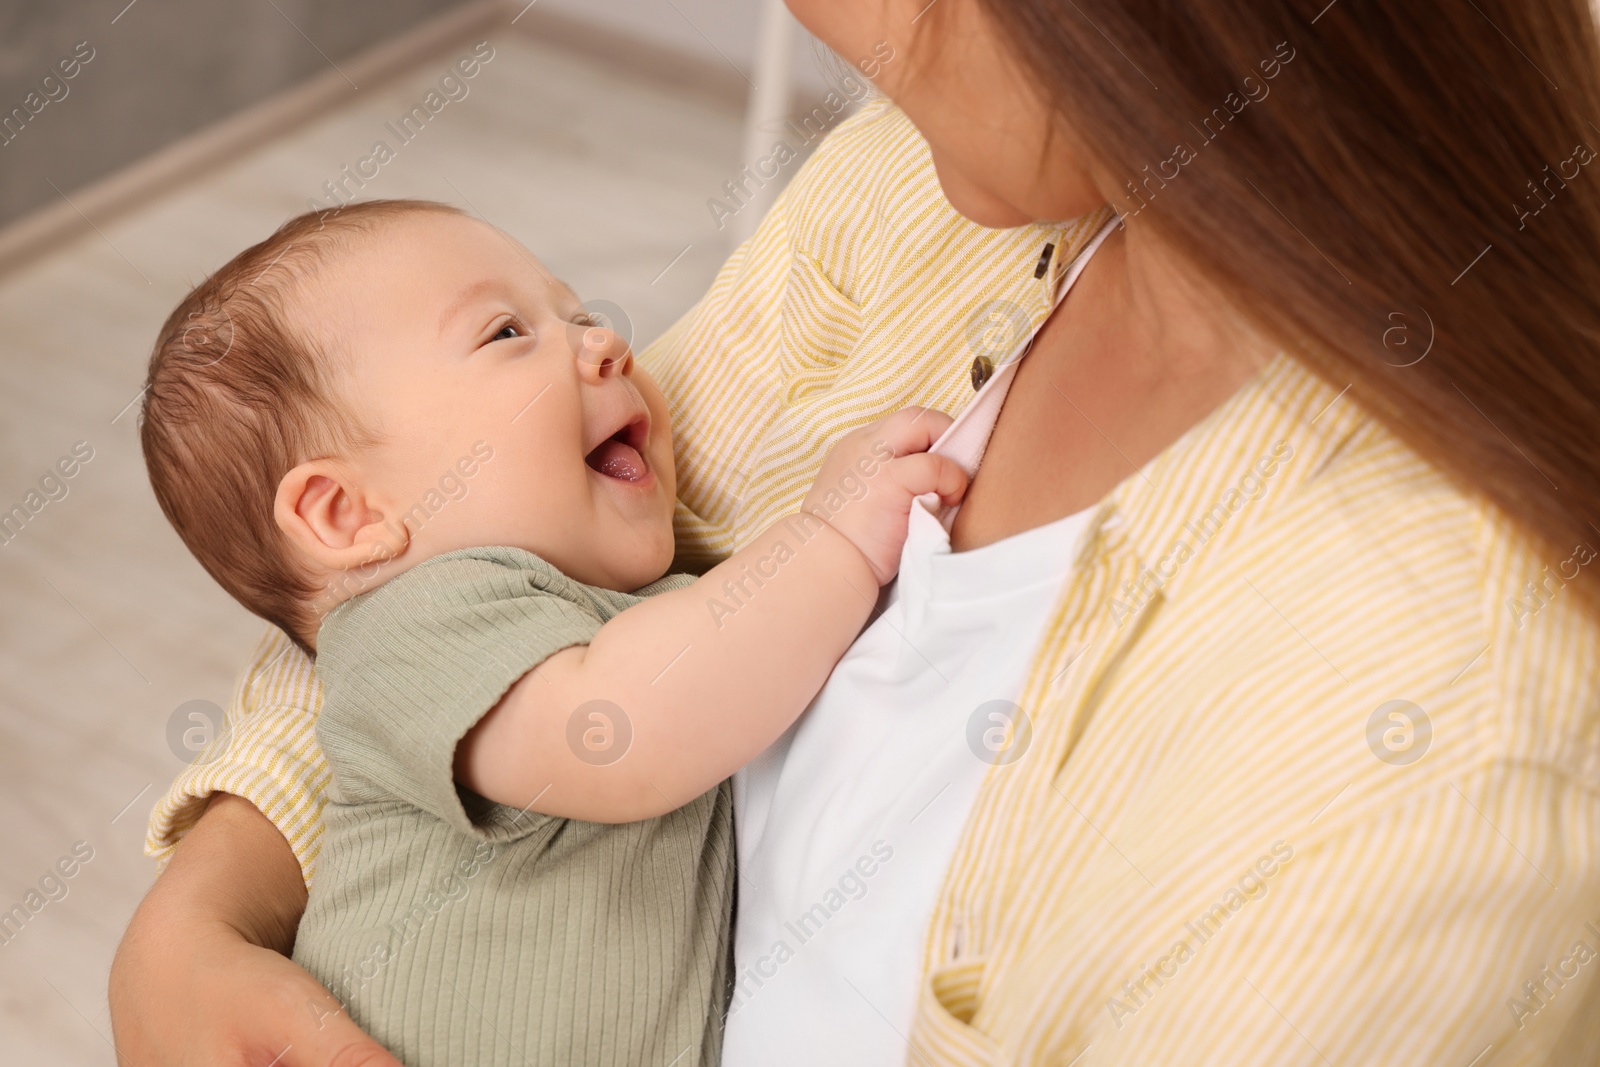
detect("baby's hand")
[800,406,969,585]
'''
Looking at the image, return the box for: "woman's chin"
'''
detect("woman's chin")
[937,175,1033,229]
[932,154,1106,229]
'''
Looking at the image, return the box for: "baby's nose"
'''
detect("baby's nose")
[576,326,632,380]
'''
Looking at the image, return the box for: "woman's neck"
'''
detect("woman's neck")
[946,216,1273,552]
[1085,219,1273,391]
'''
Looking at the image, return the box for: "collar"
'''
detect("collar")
[945,204,1374,612]
[998,208,1125,357]
[1045,208,1122,303]
[1082,352,1373,608]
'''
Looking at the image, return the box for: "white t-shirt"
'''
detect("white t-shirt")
[722,218,1114,1065]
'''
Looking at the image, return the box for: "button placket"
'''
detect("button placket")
[914,514,1148,1061]
[971,508,1152,941]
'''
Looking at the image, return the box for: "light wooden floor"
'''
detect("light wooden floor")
[0,26,750,1064]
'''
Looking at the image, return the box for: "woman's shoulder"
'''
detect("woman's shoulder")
[1310,407,1599,641]
[773,97,939,298]
[1291,409,1600,783]
[1464,500,1600,784]
[786,96,927,195]
[769,96,1064,313]
[1153,355,1598,788]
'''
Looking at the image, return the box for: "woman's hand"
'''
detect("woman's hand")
[800,406,969,584]
[109,792,400,1067]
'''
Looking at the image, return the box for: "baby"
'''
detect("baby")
[139,199,966,1066]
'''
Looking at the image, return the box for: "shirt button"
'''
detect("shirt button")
[971,354,994,390]
[1034,241,1055,280]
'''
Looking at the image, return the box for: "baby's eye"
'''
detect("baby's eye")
[490,319,525,342]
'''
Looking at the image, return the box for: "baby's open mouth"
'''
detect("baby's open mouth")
[584,416,649,483]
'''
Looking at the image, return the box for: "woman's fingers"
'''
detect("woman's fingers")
[271,986,404,1067]
[111,931,403,1067]
[109,792,402,1067]
[285,1024,404,1067]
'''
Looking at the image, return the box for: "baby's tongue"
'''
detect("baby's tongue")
[587,438,646,482]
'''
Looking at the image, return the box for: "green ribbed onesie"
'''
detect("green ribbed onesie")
[292,546,733,1067]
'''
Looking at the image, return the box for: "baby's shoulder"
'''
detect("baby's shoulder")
[320,546,692,651]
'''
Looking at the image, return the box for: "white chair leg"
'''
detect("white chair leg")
[732,0,795,245]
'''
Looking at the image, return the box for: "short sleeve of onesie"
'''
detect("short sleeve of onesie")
[312,545,695,842]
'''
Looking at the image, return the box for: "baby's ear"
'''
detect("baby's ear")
[274,459,408,573]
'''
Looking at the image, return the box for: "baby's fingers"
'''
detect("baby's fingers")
[873,406,956,458]
[888,452,969,508]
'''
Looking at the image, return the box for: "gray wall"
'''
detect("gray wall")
[0,0,474,228]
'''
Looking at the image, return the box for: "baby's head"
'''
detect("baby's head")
[141,200,677,651]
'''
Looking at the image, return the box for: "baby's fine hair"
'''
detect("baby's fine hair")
[140,198,463,651]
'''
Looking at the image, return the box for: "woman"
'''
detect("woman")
[112,0,1600,1063]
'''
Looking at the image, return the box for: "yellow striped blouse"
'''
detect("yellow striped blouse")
[150,97,1600,1065]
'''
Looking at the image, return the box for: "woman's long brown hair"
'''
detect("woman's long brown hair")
[973,0,1600,604]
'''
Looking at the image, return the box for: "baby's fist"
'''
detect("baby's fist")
[800,407,969,585]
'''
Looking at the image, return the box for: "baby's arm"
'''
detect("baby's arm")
[456,406,967,822]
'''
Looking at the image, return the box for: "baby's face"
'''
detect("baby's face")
[296,211,677,591]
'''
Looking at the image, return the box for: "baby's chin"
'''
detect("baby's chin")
[587,527,678,592]
[634,533,681,586]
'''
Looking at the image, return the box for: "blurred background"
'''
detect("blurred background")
[0,1,866,1060]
